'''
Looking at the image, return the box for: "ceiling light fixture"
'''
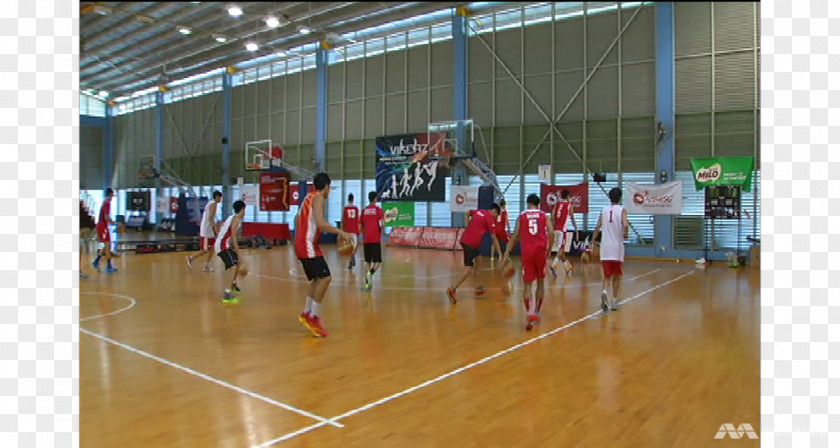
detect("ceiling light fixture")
[93,5,112,15]
[227,5,243,17]
[265,16,280,28]
[276,51,286,57]
[98,91,109,98]
[245,42,259,52]
[297,25,311,35]
[214,35,227,43]
[178,27,192,35]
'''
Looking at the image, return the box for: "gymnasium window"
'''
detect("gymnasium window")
[80,93,107,117]
[676,170,760,251]
[327,182,344,226]
[497,175,522,231]
[385,32,407,53]
[428,177,453,227]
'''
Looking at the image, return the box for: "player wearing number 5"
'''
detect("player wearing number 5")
[592,187,629,313]
[501,194,554,330]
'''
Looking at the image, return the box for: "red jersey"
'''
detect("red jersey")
[519,209,549,257]
[360,204,384,244]
[461,209,495,248]
[96,200,110,232]
[494,210,509,239]
[294,191,322,259]
[343,205,360,234]
[553,201,572,231]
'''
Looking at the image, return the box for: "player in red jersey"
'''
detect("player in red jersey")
[294,173,353,338]
[342,193,361,270]
[502,194,554,330]
[91,188,117,273]
[359,191,385,291]
[446,204,502,304]
[549,189,579,277]
[490,198,510,262]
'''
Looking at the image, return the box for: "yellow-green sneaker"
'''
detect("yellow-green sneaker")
[222,291,241,304]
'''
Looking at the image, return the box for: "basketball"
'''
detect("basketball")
[239,266,249,277]
[502,262,516,279]
[337,238,355,256]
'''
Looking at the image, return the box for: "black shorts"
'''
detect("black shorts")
[299,256,331,281]
[461,242,480,267]
[217,249,239,271]
[363,243,382,263]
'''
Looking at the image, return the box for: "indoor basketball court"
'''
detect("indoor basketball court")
[79,1,760,446]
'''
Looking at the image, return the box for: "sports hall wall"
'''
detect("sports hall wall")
[84,2,759,245]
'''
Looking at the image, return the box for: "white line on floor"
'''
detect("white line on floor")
[79,327,343,428]
[79,292,137,321]
[253,270,694,446]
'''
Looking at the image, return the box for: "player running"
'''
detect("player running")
[501,194,554,330]
[187,190,222,272]
[446,204,503,304]
[343,193,361,270]
[359,191,385,291]
[549,189,579,277]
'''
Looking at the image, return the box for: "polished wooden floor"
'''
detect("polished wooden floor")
[80,242,760,447]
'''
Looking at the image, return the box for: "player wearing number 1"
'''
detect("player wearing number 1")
[592,187,629,312]
[502,194,554,330]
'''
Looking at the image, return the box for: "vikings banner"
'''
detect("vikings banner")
[626,181,683,215]
[376,132,448,202]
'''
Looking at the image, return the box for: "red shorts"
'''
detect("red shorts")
[201,237,215,251]
[97,226,110,243]
[602,261,624,278]
[522,252,547,283]
[495,231,509,243]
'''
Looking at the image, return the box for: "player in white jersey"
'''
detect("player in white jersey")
[592,187,629,312]
[186,191,222,272]
[215,200,249,303]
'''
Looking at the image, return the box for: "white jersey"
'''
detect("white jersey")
[214,215,236,253]
[599,204,625,262]
[200,200,216,238]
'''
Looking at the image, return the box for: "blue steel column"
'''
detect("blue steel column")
[222,70,233,218]
[654,2,675,255]
[315,44,328,173]
[103,103,113,189]
[155,90,164,222]
[452,9,468,227]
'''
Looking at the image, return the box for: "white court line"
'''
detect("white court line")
[79,292,137,322]
[79,327,343,428]
[253,270,695,446]
[254,268,661,293]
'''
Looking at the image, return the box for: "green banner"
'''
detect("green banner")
[382,202,415,227]
[689,157,755,192]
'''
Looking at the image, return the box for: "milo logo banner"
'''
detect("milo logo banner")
[626,181,683,215]
[690,157,755,192]
[382,202,415,227]
[539,182,589,214]
[376,132,448,202]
